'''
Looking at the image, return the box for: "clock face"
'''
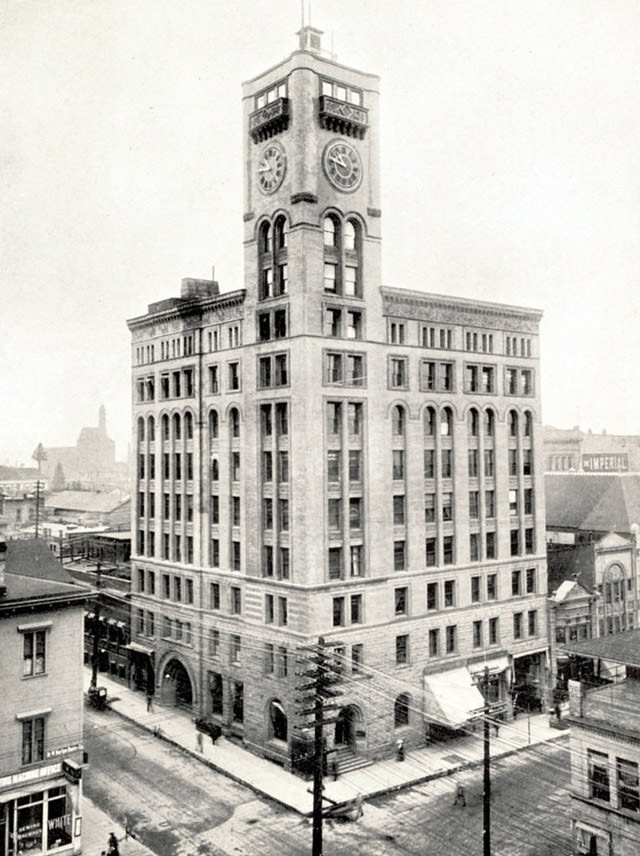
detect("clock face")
[323,140,363,192]
[257,143,286,194]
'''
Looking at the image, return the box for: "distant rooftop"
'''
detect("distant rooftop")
[559,628,640,667]
[545,473,640,533]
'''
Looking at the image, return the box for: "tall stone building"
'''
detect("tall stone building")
[127,28,549,764]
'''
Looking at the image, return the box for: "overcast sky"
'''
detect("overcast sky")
[2,0,638,466]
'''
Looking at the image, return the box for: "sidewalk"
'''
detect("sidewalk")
[85,670,567,816]
[82,795,155,856]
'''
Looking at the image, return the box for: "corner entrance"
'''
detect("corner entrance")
[161,658,193,709]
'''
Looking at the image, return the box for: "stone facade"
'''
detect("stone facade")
[127,30,549,765]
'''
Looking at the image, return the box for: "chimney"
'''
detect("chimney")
[0,540,7,597]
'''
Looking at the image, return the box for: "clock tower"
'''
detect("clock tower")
[242,26,383,342]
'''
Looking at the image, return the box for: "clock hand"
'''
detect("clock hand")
[329,153,347,167]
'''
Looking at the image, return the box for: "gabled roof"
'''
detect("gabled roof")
[1,539,92,611]
[547,544,596,592]
[45,490,130,514]
[545,473,640,533]
[551,578,594,603]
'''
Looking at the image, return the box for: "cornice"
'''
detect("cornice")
[128,290,247,332]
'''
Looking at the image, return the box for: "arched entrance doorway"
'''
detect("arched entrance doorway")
[335,705,361,748]
[161,658,193,708]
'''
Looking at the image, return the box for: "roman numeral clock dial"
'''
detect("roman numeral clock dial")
[323,140,363,192]
[257,142,286,194]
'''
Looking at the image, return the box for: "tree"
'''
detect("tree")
[51,462,66,491]
[32,443,47,472]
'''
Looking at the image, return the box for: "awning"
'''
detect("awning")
[86,612,95,620]
[116,621,126,629]
[598,659,626,681]
[107,618,118,626]
[467,655,510,676]
[424,668,486,729]
[126,642,154,657]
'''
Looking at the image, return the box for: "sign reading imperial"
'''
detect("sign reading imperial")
[582,454,629,473]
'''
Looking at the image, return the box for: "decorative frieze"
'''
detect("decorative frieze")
[249,98,290,143]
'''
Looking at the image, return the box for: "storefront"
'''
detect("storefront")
[0,775,79,856]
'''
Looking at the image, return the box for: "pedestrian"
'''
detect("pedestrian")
[493,720,500,737]
[107,832,119,856]
[146,692,153,713]
[196,730,203,753]
[329,756,338,781]
[453,783,466,807]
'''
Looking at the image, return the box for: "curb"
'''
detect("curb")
[103,700,569,817]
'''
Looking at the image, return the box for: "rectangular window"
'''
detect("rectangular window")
[396,634,409,665]
[470,532,479,561]
[390,357,407,388]
[485,490,495,518]
[526,567,536,594]
[333,596,345,627]
[425,493,436,523]
[513,612,523,639]
[395,587,408,617]
[468,449,478,478]
[443,536,454,564]
[445,625,456,654]
[232,541,241,571]
[444,579,455,607]
[262,451,273,483]
[275,402,288,435]
[472,620,482,648]
[350,593,363,624]
[489,617,499,645]
[441,449,452,479]
[23,630,46,677]
[487,573,497,600]
[442,492,453,522]
[209,629,220,657]
[512,569,522,596]
[351,643,364,674]
[471,576,481,603]
[617,758,640,812]
[426,537,436,567]
[328,547,342,580]
[469,491,479,519]
[394,540,405,571]
[230,635,241,664]
[424,449,435,479]
[280,546,290,579]
[279,498,289,531]
[211,538,220,567]
[427,582,438,611]
[484,449,494,477]
[428,628,440,657]
[265,593,275,624]
[231,586,241,615]
[350,545,363,577]
[528,610,537,636]
[278,451,289,483]
[392,450,404,480]
[348,450,362,482]
[328,498,342,531]
[588,750,610,802]
[393,495,405,526]
[21,717,45,765]
[278,596,288,626]
[511,529,520,557]
[228,361,240,391]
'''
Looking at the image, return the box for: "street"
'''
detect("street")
[84,708,573,856]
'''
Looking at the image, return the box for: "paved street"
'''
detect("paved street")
[84,706,572,856]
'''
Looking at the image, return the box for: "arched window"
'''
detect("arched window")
[269,699,288,742]
[524,411,533,437]
[229,408,240,439]
[274,215,287,249]
[209,410,219,441]
[484,409,495,438]
[468,408,479,437]
[137,417,145,443]
[323,216,337,247]
[161,414,170,441]
[509,410,519,437]
[394,693,410,727]
[260,221,271,254]
[173,413,181,440]
[441,407,453,437]
[184,412,193,440]
[147,416,155,442]
[344,219,357,251]
[392,405,405,437]
[424,407,436,437]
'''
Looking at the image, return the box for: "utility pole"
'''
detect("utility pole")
[295,636,343,856]
[90,560,102,689]
[34,480,41,539]
[482,665,491,856]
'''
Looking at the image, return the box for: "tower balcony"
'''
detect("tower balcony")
[250,98,290,143]
[319,95,368,139]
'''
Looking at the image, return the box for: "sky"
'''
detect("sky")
[1,0,638,466]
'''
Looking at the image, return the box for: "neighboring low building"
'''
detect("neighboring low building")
[0,539,93,856]
[0,493,38,538]
[0,466,43,496]
[544,426,640,473]
[44,490,130,530]
[563,632,640,855]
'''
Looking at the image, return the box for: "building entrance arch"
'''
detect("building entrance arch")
[335,705,362,748]
[161,658,193,709]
